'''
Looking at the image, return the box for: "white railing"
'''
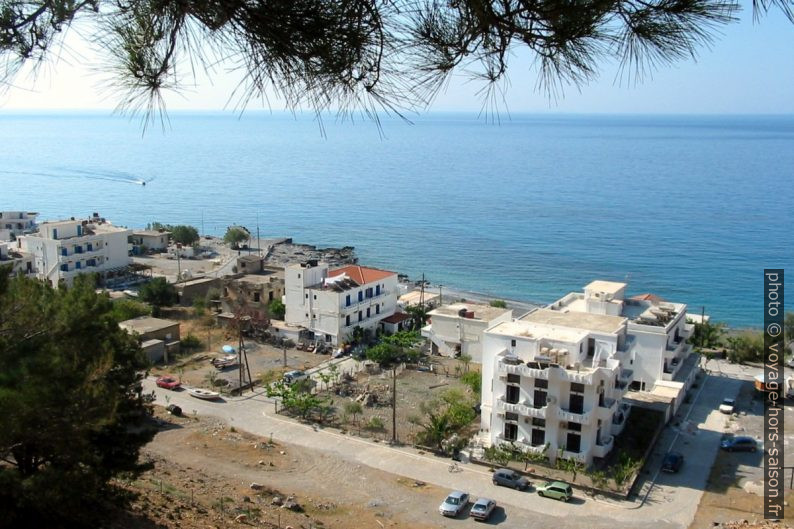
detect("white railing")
[561,450,587,463]
[557,408,592,425]
[495,397,547,419]
[497,360,549,380]
[592,436,614,458]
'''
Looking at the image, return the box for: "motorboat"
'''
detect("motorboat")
[186,387,221,400]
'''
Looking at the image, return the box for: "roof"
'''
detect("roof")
[584,280,627,295]
[429,302,511,322]
[177,276,219,287]
[632,293,665,302]
[381,312,412,324]
[328,265,395,286]
[119,316,179,334]
[520,308,626,335]
[486,320,589,343]
[133,230,169,237]
[399,290,440,306]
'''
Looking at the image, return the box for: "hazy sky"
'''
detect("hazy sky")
[2,2,792,114]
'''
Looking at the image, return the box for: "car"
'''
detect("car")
[536,481,573,502]
[438,491,469,517]
[492,468,530,490]
[156,376,181,390]
[469,498,496,521]
[719,398,735,414]
[283,370,308,385]
[661,451,684,473]
[720,436,758,452]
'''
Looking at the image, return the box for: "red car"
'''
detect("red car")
[156,376,181,390]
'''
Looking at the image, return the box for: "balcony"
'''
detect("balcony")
[596,397,617,420]
[610,403,631,436]
[557,408,592,425]
[497,359,549,380]
[592,436,615,458]
[495,396,547,419]
[561,450,587,464]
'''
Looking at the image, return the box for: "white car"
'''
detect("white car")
[439,491,469,517]
[719,398,735,414]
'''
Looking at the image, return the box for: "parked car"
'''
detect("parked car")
[661,451,684,473]
[719,398,735,414]
[469,498,497,521]
[492,468,530,490]
[720,436,758,452]
[438,491,469,517]
[156,376,181,390]
[536,481,573,502]
[283,370,308,385]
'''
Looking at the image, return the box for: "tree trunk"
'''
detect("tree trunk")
[392,366,397,443]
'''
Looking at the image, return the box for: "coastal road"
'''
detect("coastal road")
[144,371,738,529]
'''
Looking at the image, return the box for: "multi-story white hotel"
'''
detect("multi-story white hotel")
[284,261,398,345]
[0,242,34,276]
[17,215,131,286]
[480,280,692,465]
[0,211,38,241]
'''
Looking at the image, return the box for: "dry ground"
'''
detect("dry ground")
[109,407,447,529]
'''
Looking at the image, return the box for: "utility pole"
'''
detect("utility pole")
[256,213,262,258]
[701,306,706,348]
[439,284,443,306]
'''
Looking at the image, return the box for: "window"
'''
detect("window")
[570,382,585,393]
[253,292,261,302]
[533,389,547,408]
[358,311,362,322]
[366,307,371,318]
[365,287,373,298]
[60,264,68,272]
[75,262,81,270]
[504,423,518,441]
[298,273,301,278]
[313,294,317,300]
[346,294,351,307]
[566,422,582,432]
[535,379,548,389]
[326,335,332,342]
[305,293,308,298]
[506,385,520,404]
[376,305,380,315]
[223,287,228,297]
[568,394,584,414]
[531,418,545,427]
[358,291,363,302]
[346,315,351,326]
[269,291,274,301]
[566,433,581,453]
[511,339,516,347]
[505,412,519,422]
[531,428,545,446]
[376,285,380,296]
[507,374,520,384]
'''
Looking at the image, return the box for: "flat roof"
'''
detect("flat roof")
[520,308,626,334]
[178,276,219,287]
[399,290,440,306]
[487,320,589,343]
[233,272,283,285]
[584,280,627,294]
[429,302,511,322]
[120,316,179,334]
[133,230,168,237]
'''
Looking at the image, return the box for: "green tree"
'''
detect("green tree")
[366,340,420,443]
[0,271,154,527]
[3,0,784,121]
[139,277,178,316]
[343,401,363,426]
[268,299,285,320]
[223,227,249,249]
[404,304,429,331]
[726,331,764,364]
[110,298,151,322]
[169,225,200,246]
[489,299,507,308]
[688,321,725,349]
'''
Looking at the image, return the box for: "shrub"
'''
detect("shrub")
[181,334,203,351]
[489,299,507,308]
[110,299,151,321]
[461,371,481,394]
[366,416,385,431]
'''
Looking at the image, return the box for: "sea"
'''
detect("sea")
[1,111,792,327]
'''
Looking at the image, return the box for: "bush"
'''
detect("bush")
[181,334,203,351]
[268,299,285,320]
[366,416,385,431]
[461,371,481,394]
[223,227,250,248]
[139,277,178,308]
[110,299,151,322]
[489,299,507,308]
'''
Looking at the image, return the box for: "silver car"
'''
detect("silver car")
[439,491,469,517]
[469,498,497,521]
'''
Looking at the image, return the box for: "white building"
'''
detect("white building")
[130,229,170,253]
[547,280,693,391]
[0,211,37,241]
[284,261,398,345]
[422,302,512,362]
[0,242,33,276]
[17,215,131,286]
[480,280,693,465]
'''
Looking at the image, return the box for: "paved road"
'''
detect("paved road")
[144,368,743,529]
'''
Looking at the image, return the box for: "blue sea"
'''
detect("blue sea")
[1,112,792,327]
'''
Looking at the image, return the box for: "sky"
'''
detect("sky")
[2,1,793,114]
